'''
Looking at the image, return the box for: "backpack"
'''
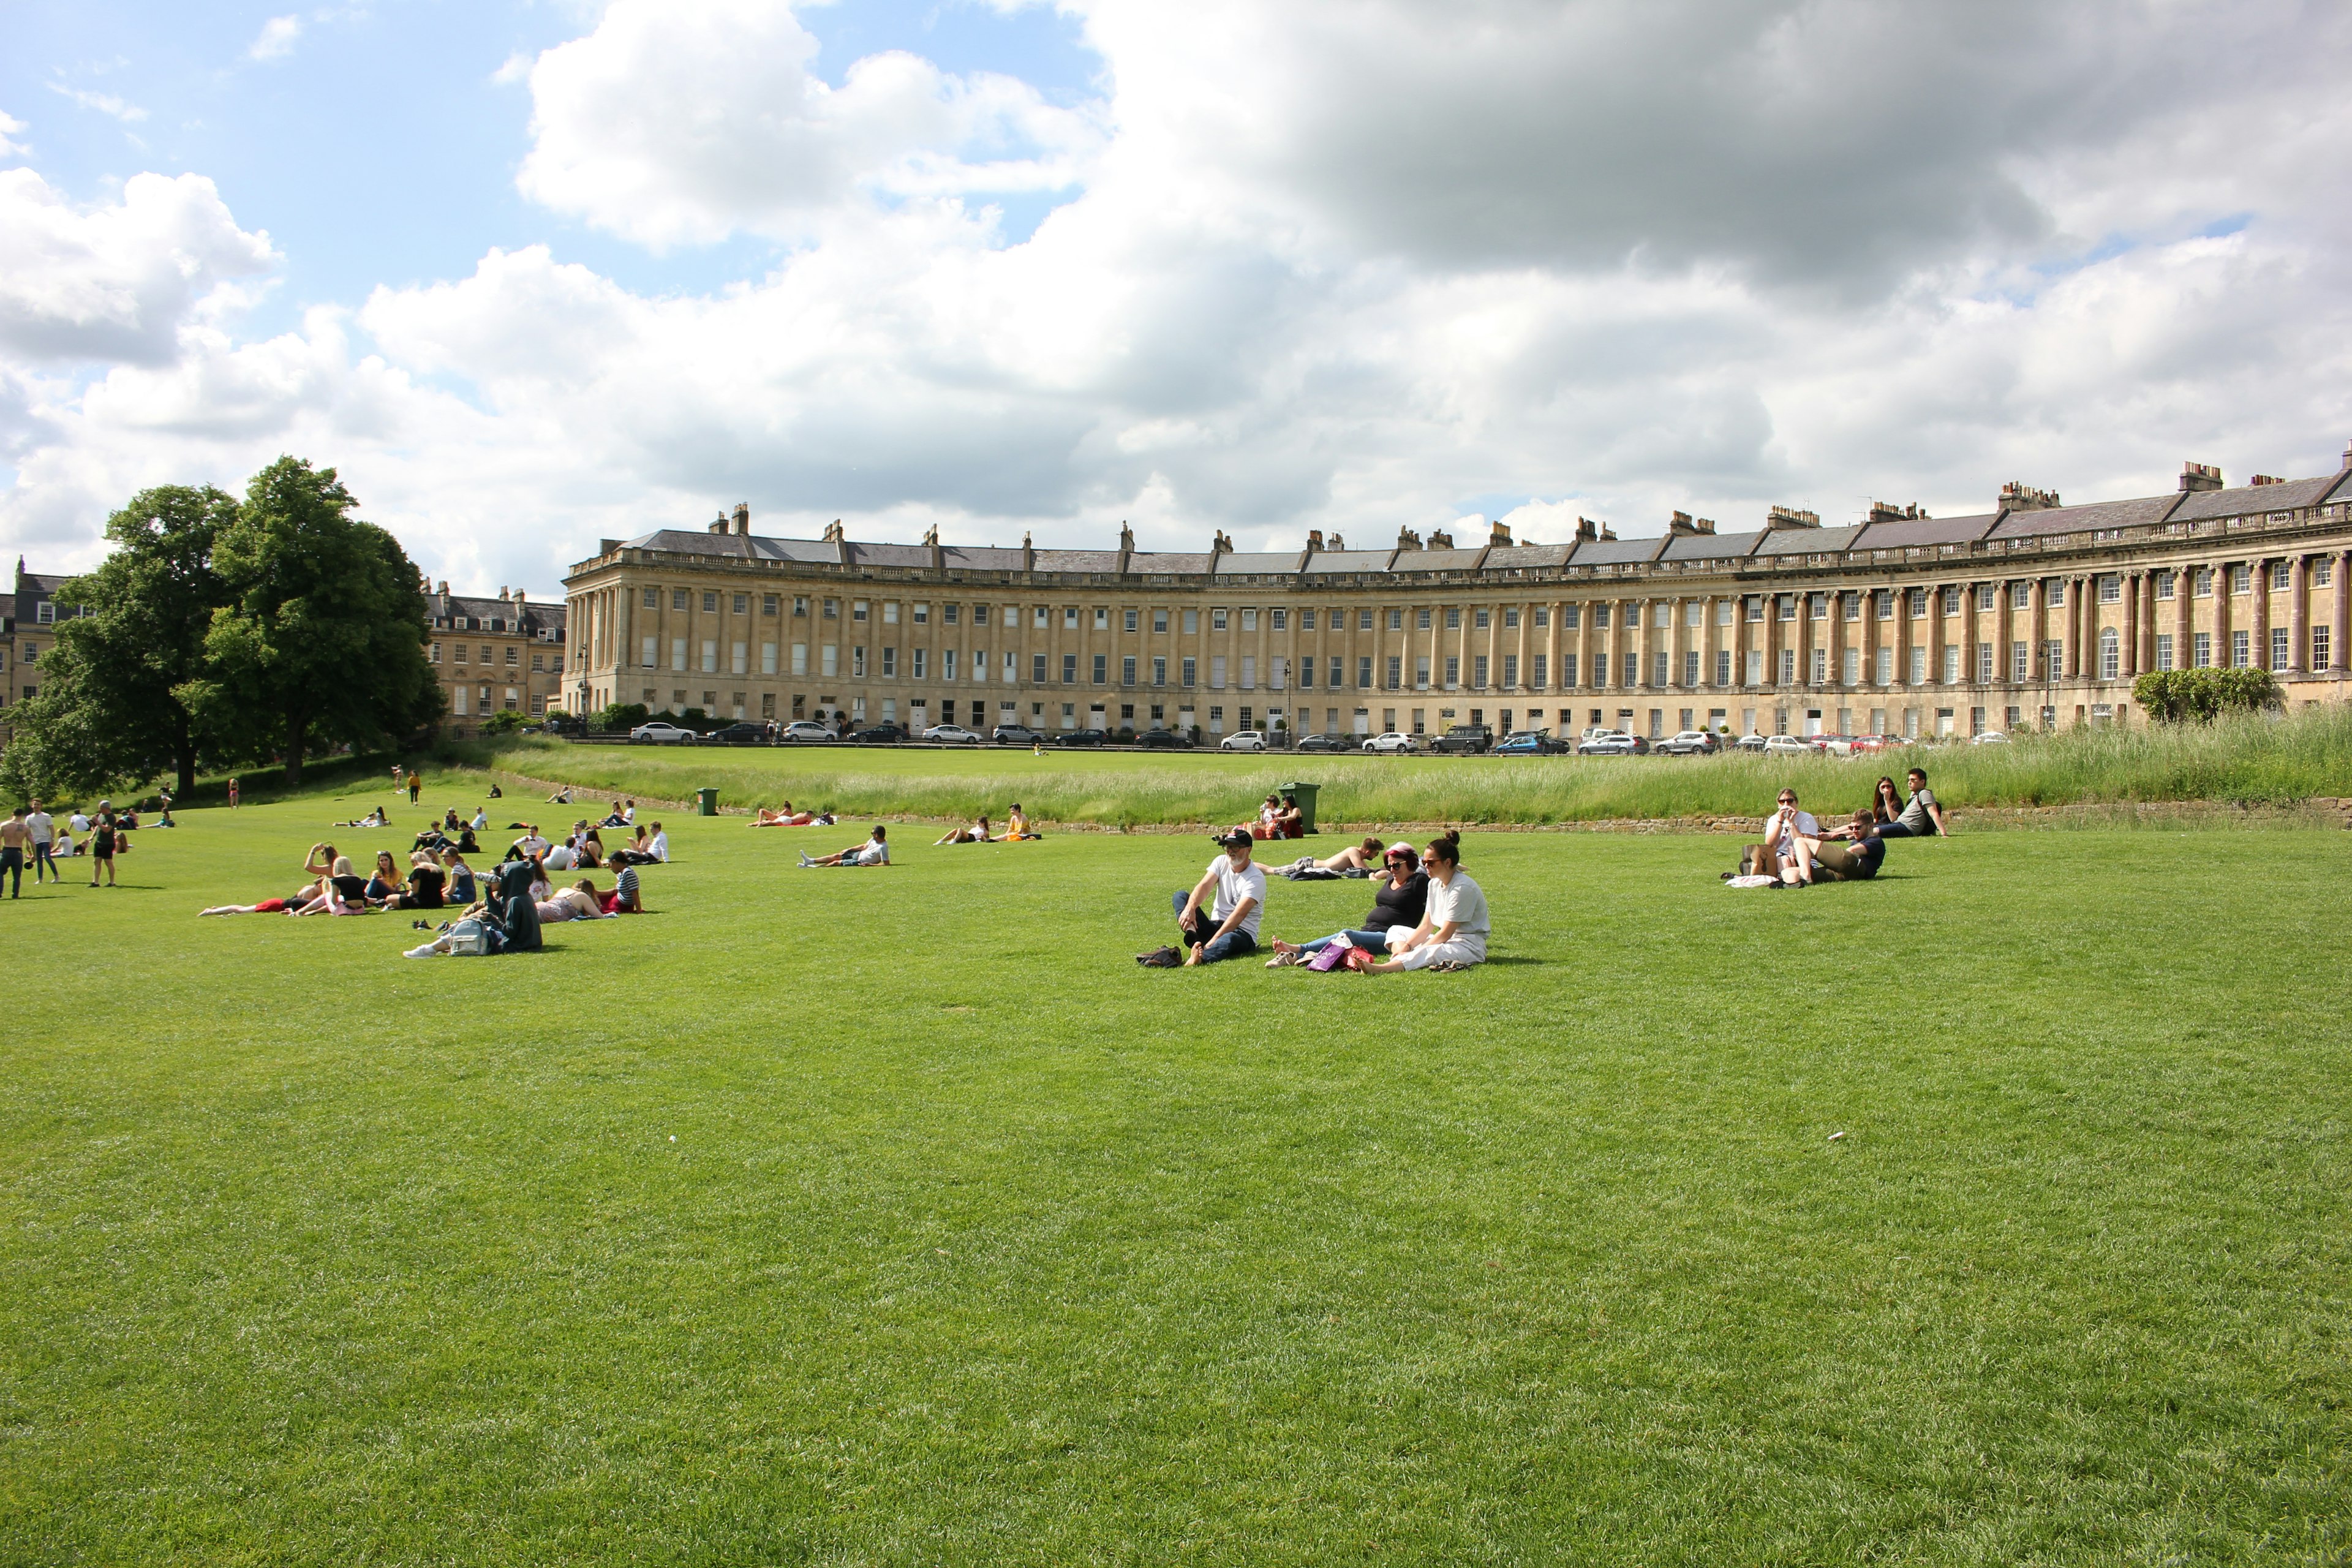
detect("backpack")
[445,917,495,957]
[1738,843,1774,878]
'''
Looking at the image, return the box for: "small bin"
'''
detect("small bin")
[696,787,719,817]
[1276,781,1319,834]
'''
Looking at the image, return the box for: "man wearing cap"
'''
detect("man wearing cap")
[1148,829,1265,967]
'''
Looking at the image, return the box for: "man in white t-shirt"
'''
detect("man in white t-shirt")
[646,824,669,862]
[510,826,550,863]
[25,799,56,883]
[1166,829,1265,965]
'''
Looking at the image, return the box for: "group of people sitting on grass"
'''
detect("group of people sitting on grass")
[1739,767,1948,888]
[502,820,668,869]
[1249,793,1307,840]
[933,804,1041,845]
[1137,827,1487,973]
[202,841,481,917]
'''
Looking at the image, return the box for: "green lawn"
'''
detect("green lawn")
[1,780,2346,1564]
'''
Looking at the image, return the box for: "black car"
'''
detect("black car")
[706,722,772,744]
[1056,728,1109,747]
[1294,732,1354,753]
[1134,728,1194,749]
[848,723,910,744]
[1430,723,1494,755]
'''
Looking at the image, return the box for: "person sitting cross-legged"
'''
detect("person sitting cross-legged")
[1364,834,1488,973]
[1142,829,1264,967]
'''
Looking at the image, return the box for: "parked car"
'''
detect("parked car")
[1430,723,1494,755]
[991,723,1044,745]
[1362,731,1420,753]
[1494,729,1569,756]
[1735,733,1768,752]
[1762,733,1813,755]
[1811,733,1854,755]
[848,722,910,744]
[1973,729,2011,745]
[628,720,696,745]
[1294,731,1355,753]
[1055,727,1109,747]
[1576,731,1649,755]
[779,720,835,743]
[1134,728,1195,748]
[1656,729,1720,756]
[1220,730,1269,752]
[923,723,984,745]
[704,721,772,744]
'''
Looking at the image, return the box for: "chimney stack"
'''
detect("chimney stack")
[1427,529,1453,549]
[1305,529,1324,552]
[821,519,844,543]
[1999,483,2062,511]
[1488,520,1511,547]
[709,513,728,533]
[1022,530,1035,573]
[2179,462,2223,494]
[1765,505,1820,530]
[2341,436,2352,470]
[2250,473,2285,486]
[1574,517,1597,543]
[1667,510,1697,536]
[1327,532,1344,551]
[733,502,750,535]
[1396,527,1422,551]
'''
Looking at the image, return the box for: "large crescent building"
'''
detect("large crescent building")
[562,448,2352,742]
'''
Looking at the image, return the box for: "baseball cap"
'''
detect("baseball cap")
[1216,828,1254,848]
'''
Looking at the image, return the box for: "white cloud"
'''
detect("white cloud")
[0,110,27,160]
[47,84,147,124]
[248,15,303,62]
[6,0,2352,595]
[514,0,1101,247]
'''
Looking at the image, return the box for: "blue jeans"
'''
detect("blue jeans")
[1173,890,1257,963]
[1297,929,1390,956]
[31,842,55,881]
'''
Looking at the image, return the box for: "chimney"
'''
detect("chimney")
[2250,473,2285,486]
[733,502,750,535]
[1208,530,1231,568]
[1999,483,2062,511]
[1488,520,1511,547]
[1867,500,1927,523]
[1667,510,1697,536]
[499,586,510,600]
[1427,529,1453,549]
[1574,517,1597,543]
[513,589,526,608]
[1396,527,1422,551]
[1306,529,1324,552]
[1022,530,1035,573]
[1765,505,1821,530]
[2179,462,2223,494]
[437,579,450,596]
[598,539,619,555]
[2342,436,2352,471]
[709,513,728,533]
[1117,522,1134,574]
[923,524,943,571]
[1327,532,1344,551]
[1694,517,1716,535]
[821,519,844,543]
[1601,524,1616,540]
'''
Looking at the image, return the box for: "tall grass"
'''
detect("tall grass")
[456,706,2352,827]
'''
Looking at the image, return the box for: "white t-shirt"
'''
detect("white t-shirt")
[1765,809,1819,852]
[854,839,890,865]
[471,809,487,829]
[70,813,91,833]
[26,811,53,845]
[648,831,669,862]
[517,835,550,859]
[545,844,576,870]
[1427,870,1490,938]
[1205,854,1267,939]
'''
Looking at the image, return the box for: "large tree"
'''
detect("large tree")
[0,486,236,800]
[191,457,443,783]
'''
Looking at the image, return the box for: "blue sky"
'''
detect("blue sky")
[3,1,2346,593]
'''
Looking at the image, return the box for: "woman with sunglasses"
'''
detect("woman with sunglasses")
[1365,832,1487,972]
[1266,840,1428,964]
[1763,788,1822,886]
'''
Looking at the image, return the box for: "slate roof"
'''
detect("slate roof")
[1389,547,1490,573]
[1753,524,1866,557]
[1480,543,1577,570]
[1985,494,2180,541]
[1030,549,1123,573]
[2169,474,2341,521]
[1300,549,1398,575]
[1567,535,1666,565]
[1213,551,1305,576]
[1848,511,2000,552]
[1656,529,1763,562]
[1131,551,1215,576]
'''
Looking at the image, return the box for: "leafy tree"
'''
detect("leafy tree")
[0,486,236,800]
[587,702,649,732]
[477,708,531,735]
[190,458,443,783]
[2131,667,2283,723]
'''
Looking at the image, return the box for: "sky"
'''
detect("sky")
[4,0,2351,595]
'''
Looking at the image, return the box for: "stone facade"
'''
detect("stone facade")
[426,586,568,734]
[533,450,2349,740]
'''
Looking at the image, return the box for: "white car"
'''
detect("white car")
[1361,731,1420,753]
[779,720,835,743]
[1219,730,1268,752]
[628,721,696,744]
[1973,730,2011,745]
[1762,733,1813,755]
[923,724,984,745]
[1735,733,1767,752]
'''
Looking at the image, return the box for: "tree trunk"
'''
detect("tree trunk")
[283,710,308,785]
[173,710,197,799]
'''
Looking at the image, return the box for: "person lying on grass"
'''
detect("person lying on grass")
[1280,834,1384,878]
[998,804,1040,840]
[1360,834,1487,973]
[802,826,891,867]
[536,879,609,924]
[753,802,815,826]
[1267,842,1428,965]
[1138,829,1264,967]
[197,843,342,913]
[288,856,374,916]
[936,815,992,846]
[334,805,391,827]
[1802,810,1886,883]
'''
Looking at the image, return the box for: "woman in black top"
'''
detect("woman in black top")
[1268,843,1430,960]
[390,851,447,910]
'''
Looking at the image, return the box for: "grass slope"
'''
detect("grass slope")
[0,777,2346,1564]
[462,706,2352,828]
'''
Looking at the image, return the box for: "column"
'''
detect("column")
[2174,567,2193,668]
[2212,562,2232,668]
[2288,557,2310,675]
[2250,558,2271,669]
[2067,576,2087,679]
[1544,600,1561,701]
[2123,572,2140,678]
[2334,552,2351,674]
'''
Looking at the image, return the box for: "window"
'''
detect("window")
[2045,580,2064,608]
[1653,652,1668,687]
[1594,653,1610,686]
[1626,603,1643,628]
[1125,608,1139,633]
[1909,647,1926,684]
[1029,652,1044,684]
[853,600,869,622]
[2154,633,2173,671]
[764,594,779,617]
[913,603,929,624]
[1714,650,1730,686]
[1809,592,1829,620]
[1876,647,1893,685]
[2271,627,2290,669]
[1242,657,1257,688]
[1064,606,1079,629]
[852,646,867,678]
[1300,611,1315,630]
[1153,609,1169,634]
[881,647,896,677]
[1774,595,1795,622]
[1328,657,1344,687]
[1446,608,1461,629]
[1062,654,1077,684]
[1505,654,1520,686]
[1841,649,1858,685]
[703,592,718,612]
[1271,608,1287,630]
[701,640,718,673]
[1908,588,1928,617]
[2193,631,2211,668]
[1943,646,1960,684]
[1153,657,1166,686]
[824,644,841,677]
[1385,655,1401,688]
[1564,654,1580,687]
[1183,609,1199,634]
[2231,630,2250,668]
[731,641,747,676]
[674,589,689,610]
[1975,584,1996,611]
[1593,604,1611,630]
[1504,608,1520,629]
[2314,626,2332,668]
[643,588,660,608]
[794,595,809,617]
[1940,587,1961,616]
[973,605,989,627]
[1874,590,1894,620]
[2154,571,2174,600]
[1472,655,1488,687]
[1531,654,1547,688]
[1298,657,1314,688]
[943,603,959,625]
[913,649,928,679]
[1093,654,1107,684]
[2271,560,2291,590]
[2100,628,2120,679]
[1213,609,1229,631]
[2012,641,2029,682]
[1095,608,1109,630]
[2316,560,2333,588]
[1533,607,1549,628]
[1418,608,1433,630]
[639,636,656,668]
[1182,657,1197,687]
[1417,655,1433,687]
[1814,649,1830,684]
[1777,649,1795,684]
[1122,656,1137,687]
[733,594,748,614]
[1212,656,1227,688]
[2098,576,2120,604]
[1387,609,1403,630]
[2230,564,2250,594]
[1977,644,1994,683]
[2193,569,2212,598]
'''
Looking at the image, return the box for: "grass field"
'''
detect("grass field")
[450,706,2352,829]
[1,778,2348,1563]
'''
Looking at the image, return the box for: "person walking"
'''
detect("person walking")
[88,802,120,888]
[26,798,55,883]
[227,777,239,810]
[407,770,422,805]
[0,807,29,899]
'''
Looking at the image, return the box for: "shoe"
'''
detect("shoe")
[1134,946,1180,968]
[1265,951,1300,967]
[1428,960,1468,973]
[797,853,812,867]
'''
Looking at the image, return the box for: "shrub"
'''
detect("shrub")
[477,709,532,735]
[587,702,650,733]
[2132,668,2283,724]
